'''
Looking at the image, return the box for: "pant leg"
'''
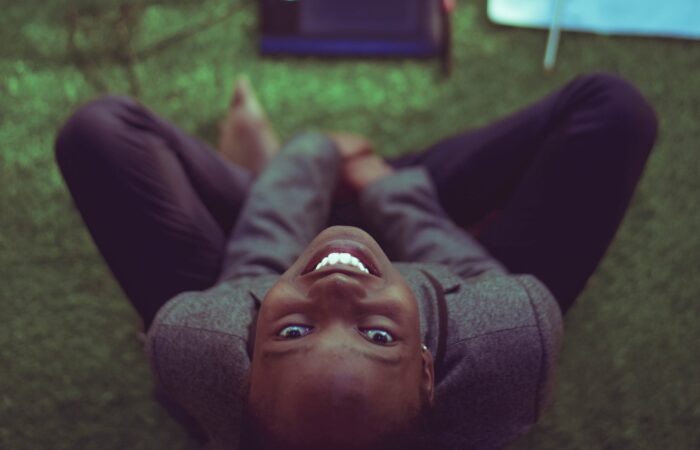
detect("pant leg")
[387,72,659,313]
[55,96,254,328]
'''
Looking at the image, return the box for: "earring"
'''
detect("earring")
[421,344,428,352]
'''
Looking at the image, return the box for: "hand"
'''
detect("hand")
[326,131,374,160]
[325,131,394,202]
[342,153,394,193]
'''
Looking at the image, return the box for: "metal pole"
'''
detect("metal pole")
[544,0,565,72]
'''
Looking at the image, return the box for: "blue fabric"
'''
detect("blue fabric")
[489,0,700,39]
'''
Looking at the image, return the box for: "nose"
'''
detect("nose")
[307,272,366,311]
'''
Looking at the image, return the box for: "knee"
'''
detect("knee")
[54,95,143,169]
[574,72,659,153]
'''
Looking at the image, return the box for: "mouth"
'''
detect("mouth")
[302,241,382,277]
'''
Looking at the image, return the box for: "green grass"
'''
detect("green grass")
[1,1,699,449]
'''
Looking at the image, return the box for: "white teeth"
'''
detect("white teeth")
[314,252,370,274]
[314,257,328,271]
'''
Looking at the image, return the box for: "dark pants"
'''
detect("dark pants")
[54,72,659,328]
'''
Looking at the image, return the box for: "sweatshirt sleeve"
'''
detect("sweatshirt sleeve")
[218,131,341,282]
[358,166,508,279]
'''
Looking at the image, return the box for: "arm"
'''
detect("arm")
[218,131,341,282]
[424,271,563,449]
[358,166,508,278]
[145,281,267,449]
[516,274,563,419]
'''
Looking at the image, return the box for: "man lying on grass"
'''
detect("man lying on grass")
[55,72,658,449]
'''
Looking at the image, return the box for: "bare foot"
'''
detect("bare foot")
[218,75,281,175]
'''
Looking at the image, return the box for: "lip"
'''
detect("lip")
[302,240,382,277]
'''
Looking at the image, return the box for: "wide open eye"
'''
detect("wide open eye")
[362,329,395,345]
[277,325,312,339]
[277,325,395,345]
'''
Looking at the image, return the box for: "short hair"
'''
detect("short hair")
[238,385,437,450]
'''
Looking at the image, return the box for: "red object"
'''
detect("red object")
[443,0,456,13]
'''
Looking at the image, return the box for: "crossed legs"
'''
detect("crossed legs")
[55,95,255,327]
[55,72,658,326]
[388,72,659,312]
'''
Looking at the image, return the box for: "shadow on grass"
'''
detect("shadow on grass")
[3,0,242,96]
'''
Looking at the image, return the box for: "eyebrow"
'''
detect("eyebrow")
[262,343,403,366]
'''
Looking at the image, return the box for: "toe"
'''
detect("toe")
[231,75,252,107]
[231,85,245,108]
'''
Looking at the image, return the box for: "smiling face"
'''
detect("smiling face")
[247,226,435,450]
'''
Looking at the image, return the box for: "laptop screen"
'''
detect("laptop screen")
[299,0,422,37]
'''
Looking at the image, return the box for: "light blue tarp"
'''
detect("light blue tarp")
[488,0,700,40]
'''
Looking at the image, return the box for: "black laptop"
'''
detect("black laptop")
[259,0,451,72]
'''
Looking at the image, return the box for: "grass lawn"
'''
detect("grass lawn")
[1,1,698,449]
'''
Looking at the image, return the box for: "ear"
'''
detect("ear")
[420,347,435,407]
